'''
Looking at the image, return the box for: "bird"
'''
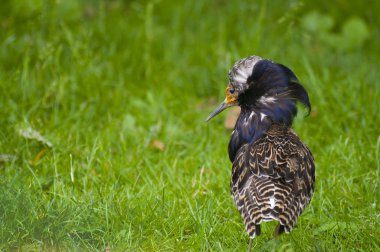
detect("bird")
[206,55,315,251]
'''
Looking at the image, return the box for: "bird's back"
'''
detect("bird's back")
[231,124,315,238]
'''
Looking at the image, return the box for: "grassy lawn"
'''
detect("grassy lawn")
[1,0,379,251]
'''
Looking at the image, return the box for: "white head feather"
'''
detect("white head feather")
[228,56,263,91]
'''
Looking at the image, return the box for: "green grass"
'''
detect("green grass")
[1,0,379,251]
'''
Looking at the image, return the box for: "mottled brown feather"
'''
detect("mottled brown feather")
[231,124,315,238]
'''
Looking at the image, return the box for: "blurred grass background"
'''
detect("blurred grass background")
[0,0,379,251]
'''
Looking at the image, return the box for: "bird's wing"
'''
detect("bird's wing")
[231,130,315,236]
[249,131,315,188]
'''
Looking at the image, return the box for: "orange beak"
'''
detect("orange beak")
[206,85,238,122]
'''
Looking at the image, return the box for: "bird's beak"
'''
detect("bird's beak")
[206,85,238,122]
[205,99,231,122]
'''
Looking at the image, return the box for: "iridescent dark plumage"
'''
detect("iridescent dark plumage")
[207,56,315,249]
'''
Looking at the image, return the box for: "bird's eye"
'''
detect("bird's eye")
[229,88,235,94]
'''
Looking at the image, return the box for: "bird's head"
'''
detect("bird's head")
[206,55,311,125]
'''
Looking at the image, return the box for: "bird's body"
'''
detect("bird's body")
[231,124,314,238]
[207,55,315,248]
